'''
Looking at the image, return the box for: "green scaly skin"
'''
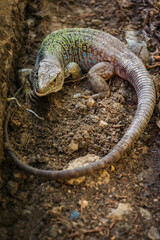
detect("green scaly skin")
[8,28,156,180]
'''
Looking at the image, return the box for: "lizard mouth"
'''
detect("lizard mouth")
[34,88,52,97]
[34,83,64,96]
[34,85,60,96]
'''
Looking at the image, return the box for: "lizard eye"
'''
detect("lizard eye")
[53,78,56,83]
[35,72,38,79]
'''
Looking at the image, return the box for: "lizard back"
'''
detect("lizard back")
[37,28,129,72]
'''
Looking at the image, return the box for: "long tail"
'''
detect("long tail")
[4,56,156,180]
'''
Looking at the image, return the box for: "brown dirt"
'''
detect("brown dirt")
[0,0,27,165]
[0,0,160,239]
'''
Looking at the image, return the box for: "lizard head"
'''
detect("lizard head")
[30,58,64,96]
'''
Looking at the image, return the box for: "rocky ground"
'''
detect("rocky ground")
[0,0,160,239]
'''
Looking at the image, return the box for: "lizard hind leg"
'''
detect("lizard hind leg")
[87,62,115,99]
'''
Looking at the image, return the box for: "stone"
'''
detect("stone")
[139,207,152,221]
[75,102,87,110]
[108,203,133,220]
[99,120,108,128]
[87,98,95,107]
[7,180,18,196]
[49,206,62,217]
[78,199,88,208]
[22,209,32,217]
[91,19,102,25]
[50,224,59,238]
[70,210,81,219]
[148,226,160,240]
[73,93,81,98]
[66,154,100,169]
[68,140,79,152]
[65,154,100,185]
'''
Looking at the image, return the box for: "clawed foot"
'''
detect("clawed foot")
[18,69,38,103]
[24,88,38,103]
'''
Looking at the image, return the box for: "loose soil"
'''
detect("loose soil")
[1,0,160,239]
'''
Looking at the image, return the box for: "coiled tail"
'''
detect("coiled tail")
[4,56,156,180]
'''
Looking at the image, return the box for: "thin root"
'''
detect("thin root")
[69,227,103,238]
[7,97,44,120]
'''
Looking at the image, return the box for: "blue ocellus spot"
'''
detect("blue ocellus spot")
[69,49,72,54]
[82,58,84,62]
[93,59,96,64]
[88,59,91,64]
[89,53,92,58]
[83,52,86,58]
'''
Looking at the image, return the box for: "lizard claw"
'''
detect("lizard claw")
[25,89,38,103]
[18,68,38,103]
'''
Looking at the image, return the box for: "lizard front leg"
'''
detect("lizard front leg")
[87,62,115,99]
[18,69,37,102]
[64,62,82,79]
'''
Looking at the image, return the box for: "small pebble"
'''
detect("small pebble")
[13,172,22,180]
[22,209,32,217]
[90,0,96,4]
[66,154,100,169]
[20,133,28,147]
[110,165,115,172]
[73,93,81,98]
[7,180,18,196]
[75,102,87,110]
[125,30,140,45]
[83,130,90,139]
[11,119,21,128]
[70,210,81,219]
[28,32,36,40]
[108,203,133,220]
[68,140,79,152]
[99,120,108,128]
[87,98,95,107]
[139,207,152,221]
[26,18,35,28]
[50,224,59,238]
[91,19,102,25]
[128,43,149,65]
[90,115,99,123]
[148,226,160,240]
[49,207,61,217]
[142,146,149,154]
[78,199,88,208]
[117,0,133,8]
[66,154,100,185]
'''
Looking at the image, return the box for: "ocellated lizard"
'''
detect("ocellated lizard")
[6,28,156,180]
